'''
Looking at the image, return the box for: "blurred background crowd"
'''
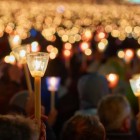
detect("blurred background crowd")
[0,0,140,140]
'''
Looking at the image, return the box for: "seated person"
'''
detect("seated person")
[61,114,105,140]
[97,94,138,140]
[0,114,39,140]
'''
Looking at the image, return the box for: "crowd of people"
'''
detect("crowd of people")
[0,50,140,140]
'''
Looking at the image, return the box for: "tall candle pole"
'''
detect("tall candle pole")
[23,64,33,96]
[50,90,55,111]
[34,76,41,124]
[27,52,49,127]
[12,46,33,96]
[46,77,60,112]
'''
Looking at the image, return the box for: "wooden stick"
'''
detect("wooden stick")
[138,96,140,112]
[34,76,41,127]
[51,91,55,112]
[23,64,33,96]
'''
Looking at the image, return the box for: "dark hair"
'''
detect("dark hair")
[0,114,39,140]
[97,94,131,131]
[61,114,105,140]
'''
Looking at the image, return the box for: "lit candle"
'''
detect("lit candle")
[12,46,33,96]
[46,77,60,111]
[63,49,71,69]
[106,73,119,89]
[26,52,49,127]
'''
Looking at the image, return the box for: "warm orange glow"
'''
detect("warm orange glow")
[125,26,132,34]
[50,52,57,59]
[46,45,54,52]
[97,42,106,52]
[111,30,120,38]
[64,43,72,50]
[31,41,40,52]
[106,73,119,88]
[136,49,140,58]
[82,30,92,41]
[117,50,125,59]
[4,54,16,64]
[63,50,71,58]
[80,42,89,52]
[124,49,134,63]
[62,35,68,42]
[98,32,105,39]
[84,48,92,56]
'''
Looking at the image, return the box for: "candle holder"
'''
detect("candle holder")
[130,74,140,111]
[46,77,60,111]
[12,45,33,96]
[26,52,49,126]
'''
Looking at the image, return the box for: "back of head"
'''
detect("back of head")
[61,114,105,140]
[78,72,109,109]
[9,90,29,115]
[0,114,39,140]
[97,94,131,132]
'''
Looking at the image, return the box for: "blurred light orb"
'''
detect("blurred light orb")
[134,26,140,34]
[4,56,10,63]
[111,30,120,38]
[118,34,126,41]
[84,48,92,56]
[52,47,58,54]
[105,25,113,33]
[31,41,40,52]
[19,50,26,57]
[125,26,132,33]
[9,54,16,64]
[63,50,71,58]
[97,42,106,52]
[80,42,89,51]
[64,43,72,50]
[101,39,108,46]
[4,54,16,64]
[138,38,140,44]
[136,49,140,58]
[83,30,92,41]
[124,49,134,63]
[68,36,75,44]
[46,45,54,52]
[62,35,68,42]
[106,73,119,88]
[117,50,125,59]
[50,52,56,59]
[74,34,81,42]
[125,49,134,57]
[98,32,105,39]
[13,35,20,43]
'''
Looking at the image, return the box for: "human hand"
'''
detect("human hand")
[47,109,58,126]
[30,114,48,140]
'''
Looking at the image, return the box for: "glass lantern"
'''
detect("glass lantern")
[26,52,49,77]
